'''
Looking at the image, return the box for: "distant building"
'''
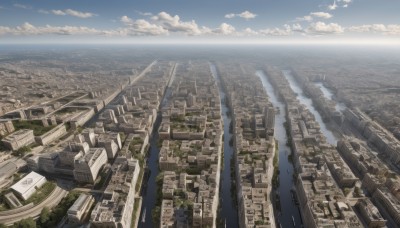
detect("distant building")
[11,171,47,200]
[73,148,107,183]
[67,194,95,224]
[1,129,34,150]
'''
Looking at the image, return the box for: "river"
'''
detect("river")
[282,70,338,145]
[210,63,239,228]
[138,85,174,227]
[314,82,346,112]
[256,70,302,228]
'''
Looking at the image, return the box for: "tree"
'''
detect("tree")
[12,218,36,228]
[39,207,50,224]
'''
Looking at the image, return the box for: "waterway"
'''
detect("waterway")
[210,63,239,228]
[138,77,174,228]
[256,70,302,228]
[314,82,346,112]
[282,70,338,145]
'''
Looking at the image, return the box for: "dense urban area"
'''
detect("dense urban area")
[0,46,400,228]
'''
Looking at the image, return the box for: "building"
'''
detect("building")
[355,198,386,228]
[34,124,66,145]
[67,194,95,224]
[11,171,47,200]
[373,187,400,226]
[1,129,34,151]
[73,148,107,183]
[0,120,15,137]
[90,158,140,228]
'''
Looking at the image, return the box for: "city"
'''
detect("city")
[1,47,400,228]
[1,0,400,227]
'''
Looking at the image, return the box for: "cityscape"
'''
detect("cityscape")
[1,1,400,228]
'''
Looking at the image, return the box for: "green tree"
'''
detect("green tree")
[39,207,50,224]
[12,218,36,228]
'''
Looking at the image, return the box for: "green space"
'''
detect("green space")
[129,137,144,155]
[13,120,55,136]
[25,182,56,205]
[12,146,32,157]
[131,198,141,228]
[36,190,80,228]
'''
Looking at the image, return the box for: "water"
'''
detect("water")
[210,63,239,228]
[256,70,302,228]
[282,70,338,145]
[138,79,174,228]
[314,82,346,112]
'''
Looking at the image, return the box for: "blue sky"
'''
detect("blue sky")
[0,0,399,44]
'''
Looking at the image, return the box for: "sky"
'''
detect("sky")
[0,0,399,44]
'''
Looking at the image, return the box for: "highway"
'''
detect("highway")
[130,60,157,85]
[0,186,67,225]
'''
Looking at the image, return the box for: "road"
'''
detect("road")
[0,186,67,225]
[130,60,158,85]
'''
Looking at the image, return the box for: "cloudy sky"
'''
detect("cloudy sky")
[0,0,399,44]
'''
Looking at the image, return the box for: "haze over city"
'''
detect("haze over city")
[0,1,400,228]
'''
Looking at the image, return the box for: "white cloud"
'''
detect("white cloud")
[328,0,352,10]
[120,16,134,25]
[213,23,236,35]
[120,16,168,36]
[295,12,332,22]
[151,12,203,35]
[51,10,67,16]
[224,13,235,19]
[328,1,338,10]
[295,15,313,22]
[243,28,258,35]
[0,22,101,36]
[238,11,257,20]
[291,23,303,32]
[259,24,292,36]
[310,12,333,19]
[225,11,257,20]
[13,4,32,9]
[305,22,344,35]
[50,9,96,18]
[348,24,400,35]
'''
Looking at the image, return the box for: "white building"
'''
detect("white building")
[67,194,95,224]
[11,171,47,200]
[1,129,35,151]
[73,148,107,183]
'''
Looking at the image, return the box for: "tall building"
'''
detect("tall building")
[90,158,140,228]
[73,148,107,183]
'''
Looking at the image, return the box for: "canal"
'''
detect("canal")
[282,70,338,145]
[257,70,302,228]
[138,71,175,228]
[314,82,346,112]
[210,63,239,228]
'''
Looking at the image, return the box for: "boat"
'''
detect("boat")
[142,208,146,223]
[292,216,295,227]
